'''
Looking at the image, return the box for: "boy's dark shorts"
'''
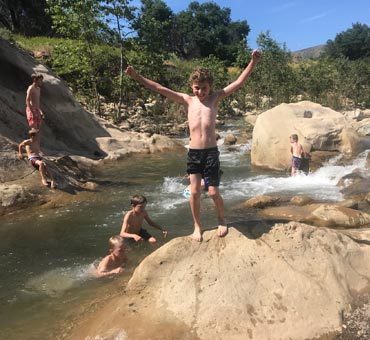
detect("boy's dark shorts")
[138,228,153,240]
[187,147,221,187]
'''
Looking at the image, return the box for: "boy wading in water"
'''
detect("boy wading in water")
[125,50,261,241]
[26,74,45,130]
[290,134,309,176]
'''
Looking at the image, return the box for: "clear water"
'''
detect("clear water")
[0,121,368,339]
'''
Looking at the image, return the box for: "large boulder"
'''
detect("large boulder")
[251,101,360,170]
[69,224,370,340]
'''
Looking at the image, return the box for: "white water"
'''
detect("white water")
[158,146,369,209]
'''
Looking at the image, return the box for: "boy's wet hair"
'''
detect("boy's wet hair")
[28,128,39,137]
[109,235,124,249]
[130,194,147,206]
[31,73,44,81]
[290,134,298,141]
[189,67,213,86]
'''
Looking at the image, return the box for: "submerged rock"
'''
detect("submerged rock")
[70,223,370,340]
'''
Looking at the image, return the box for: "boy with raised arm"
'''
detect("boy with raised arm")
[125,50,261,241]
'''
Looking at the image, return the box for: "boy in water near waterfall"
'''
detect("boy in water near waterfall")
[120,195,168,244]
[290,134,310,176]
[125,49,261,241]
[96,235,126,277]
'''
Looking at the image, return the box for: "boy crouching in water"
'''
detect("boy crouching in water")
[120,195,168,244]
[125,49,262,241]
[18,128,56,188]
[96,235,126,277]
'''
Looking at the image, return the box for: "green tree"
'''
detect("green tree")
[47,0,110,114]
[325,23,370,60]
[101,0,136,122]
[173,1,249,64]
[249,31,295,108]
[132,0,174,54]
[0,0,53,36]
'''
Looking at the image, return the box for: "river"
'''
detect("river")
[0,121,368,339]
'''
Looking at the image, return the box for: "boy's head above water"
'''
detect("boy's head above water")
[130,194,147,206]
[108,235,125,255]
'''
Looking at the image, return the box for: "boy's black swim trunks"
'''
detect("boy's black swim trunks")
[186,147,221,187]
[138,228,153,240]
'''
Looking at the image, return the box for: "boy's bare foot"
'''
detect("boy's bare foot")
[189,227,202,242]
[217,225,228,237]
[50,180,57,189]
[41,179,48,186]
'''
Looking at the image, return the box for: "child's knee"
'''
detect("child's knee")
[207,187,220,199]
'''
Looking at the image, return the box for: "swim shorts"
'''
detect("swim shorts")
[292,156,302,169]
[26,107,41,129]
[138,228,153,240]
[187,147,221,187]
[29,156,42,170]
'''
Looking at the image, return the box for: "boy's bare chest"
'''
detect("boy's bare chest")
[128,214,144,226]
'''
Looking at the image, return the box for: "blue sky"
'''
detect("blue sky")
[134,0,370,51]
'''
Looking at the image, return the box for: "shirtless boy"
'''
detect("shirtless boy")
[96,235,126,277]
[120,195,168,244]
[26,73,45,129]
[125,49,261,241]
[18,128,56,188]
[290,134,305,176]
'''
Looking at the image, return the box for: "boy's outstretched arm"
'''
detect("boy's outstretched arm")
[218,49,262,100]
[125,66,188,105]
[144,213,168,237]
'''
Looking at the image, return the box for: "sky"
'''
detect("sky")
[137,0,370,51]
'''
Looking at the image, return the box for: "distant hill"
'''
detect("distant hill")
[292,45,326,61]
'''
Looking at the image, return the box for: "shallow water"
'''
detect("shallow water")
[0,121,368,339]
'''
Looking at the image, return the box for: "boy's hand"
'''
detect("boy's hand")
[113,267,124,274]
[162,230,168,238]
[125,65,137,78]
[133,234,143,242]
[251,49,262,63]
[18,153,23,160]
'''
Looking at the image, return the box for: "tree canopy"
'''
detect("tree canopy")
[325,23,370,60]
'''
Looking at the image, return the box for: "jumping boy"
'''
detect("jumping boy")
[120,195,168,243]
[125,49,261,241]
[18,128,56,188]
[96,235,126,277]
[26,73,45,130]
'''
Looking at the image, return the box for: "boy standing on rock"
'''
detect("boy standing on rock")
[125,50,261,241]
[26,73,45,130]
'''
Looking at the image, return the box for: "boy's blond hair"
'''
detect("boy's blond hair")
[109,235,124,250]
[130,194,147,206]
[189,67,213,86]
